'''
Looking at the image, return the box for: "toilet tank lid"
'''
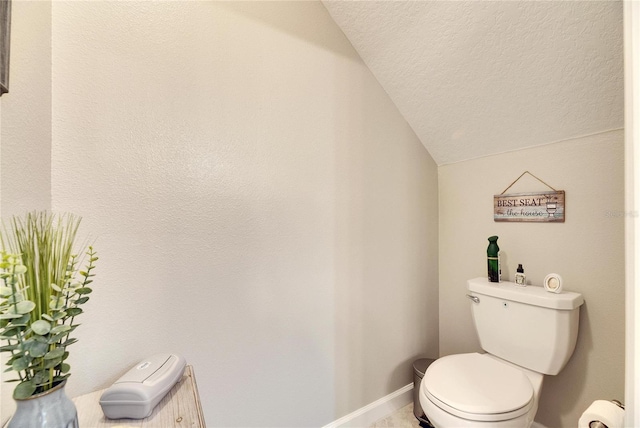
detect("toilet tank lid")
[468,277,584,310]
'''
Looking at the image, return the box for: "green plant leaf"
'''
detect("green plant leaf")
[65,308,83,317]
[61,338,77,347]
[33,335,48,343]
[13,380,36,399]
[11,356,30,372]
[48,327,75,344]
[31,320,51,335]
[32,371,46,385]
[0,344,17,352]
[44,358,61,369]
[11,314,31,325]
[0,313,22,320]
[59,363,71,373]
[75,287,92,295]
[50,325,71,335]
[51,283,62,293]
[15,300,35,314]
[41,314,54,322]
[5,295,23,305]
[48,332,67,344]
[74,297,89,305]
[6,352,23,364]
[0,328,21,340]
[53,373,71,383]
[27,340,48,358]
[52,311,67,321]
[0,287,12,297]
[44,348,65,360]
[49,300,65,311]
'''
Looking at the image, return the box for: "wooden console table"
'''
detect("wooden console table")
[72,365,206,427]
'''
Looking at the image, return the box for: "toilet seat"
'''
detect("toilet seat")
[423,353,534,422]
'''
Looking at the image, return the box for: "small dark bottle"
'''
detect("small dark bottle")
[515,264,526,286]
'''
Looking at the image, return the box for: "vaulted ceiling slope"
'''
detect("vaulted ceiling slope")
[323,1,624,165]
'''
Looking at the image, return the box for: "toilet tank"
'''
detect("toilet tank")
[467,277,584,375]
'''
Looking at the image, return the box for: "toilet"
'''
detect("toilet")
[419,277,584,428]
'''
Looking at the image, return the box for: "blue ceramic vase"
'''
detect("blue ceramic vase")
[7,381,78,428]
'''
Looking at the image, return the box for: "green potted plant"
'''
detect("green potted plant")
[0,211,98,427]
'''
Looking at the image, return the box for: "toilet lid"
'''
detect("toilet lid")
[423,353,534,421]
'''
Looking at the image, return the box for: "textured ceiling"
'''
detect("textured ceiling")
[323,1,624,165]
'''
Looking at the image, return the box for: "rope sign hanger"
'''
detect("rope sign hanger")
[500,170,558,195]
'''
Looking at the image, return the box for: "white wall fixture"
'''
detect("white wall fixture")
[543,274,563,294]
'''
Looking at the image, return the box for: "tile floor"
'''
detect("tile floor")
[371,405,547,428]
[370,403,424,428]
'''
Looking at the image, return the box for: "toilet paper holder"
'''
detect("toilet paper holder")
[588,400,624,428]
[610,400,624,410]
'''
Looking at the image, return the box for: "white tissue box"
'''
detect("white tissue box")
[99,353,186,419]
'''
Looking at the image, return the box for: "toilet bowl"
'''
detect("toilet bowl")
[419,353,543,428]
[419,278,583,428]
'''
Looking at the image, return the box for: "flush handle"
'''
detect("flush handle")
[466,294,479,304]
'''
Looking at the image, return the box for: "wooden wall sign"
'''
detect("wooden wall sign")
[494,191,565,222]
[0,0,10,96]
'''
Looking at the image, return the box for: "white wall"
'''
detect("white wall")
[439,130,625,428]
[0,1,51,423]
[0,0,51,216]
[49,2,439,426]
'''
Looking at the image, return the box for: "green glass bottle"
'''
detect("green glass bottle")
[487,236,500,282]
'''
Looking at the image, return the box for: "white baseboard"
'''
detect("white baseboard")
[322,383,414,428]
